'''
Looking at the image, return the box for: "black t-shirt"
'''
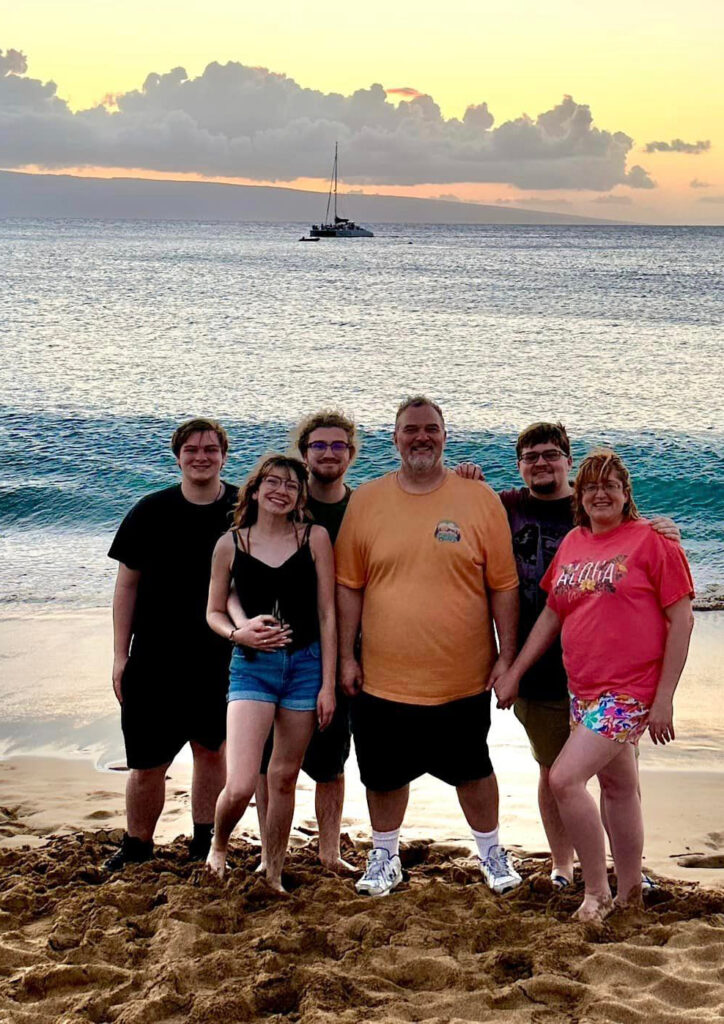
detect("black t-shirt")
[306,486,352,545]
[108,482,237,666]
[499,487,574,701]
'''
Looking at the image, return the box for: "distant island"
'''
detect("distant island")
[0,171,625,225]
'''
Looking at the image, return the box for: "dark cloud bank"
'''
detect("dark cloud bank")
[1,47,654,191]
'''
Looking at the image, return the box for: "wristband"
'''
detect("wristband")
[228,626,237,642]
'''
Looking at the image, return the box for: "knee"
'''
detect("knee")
[130,765,169,790]
[548,763,576,802]
[268,764,300,796]
[224,778,256,809]
[599,770,636,803]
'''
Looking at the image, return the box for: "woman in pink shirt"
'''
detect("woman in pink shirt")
[497,449,694,922]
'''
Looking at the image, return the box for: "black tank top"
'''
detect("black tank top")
[232,525,320,652]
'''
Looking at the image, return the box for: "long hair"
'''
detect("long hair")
[573,448,640,528]
[232,455,309,532]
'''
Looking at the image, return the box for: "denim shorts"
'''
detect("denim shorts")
[228,641,322,711]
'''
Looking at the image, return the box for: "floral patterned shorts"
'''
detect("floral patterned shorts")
[569,691,650,744]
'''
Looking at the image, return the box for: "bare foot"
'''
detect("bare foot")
[572,892,614,922]
[205,844,227,880]
[320,856,357,876]
[265,876,291,897]
[613,883,644,910]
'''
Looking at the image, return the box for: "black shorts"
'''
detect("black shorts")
[120,654,228,770]
[351,690,494,791]
[259,686,351,783]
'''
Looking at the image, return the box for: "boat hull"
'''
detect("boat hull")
[310,225,374,238]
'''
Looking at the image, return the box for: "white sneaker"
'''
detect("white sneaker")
[355,848,403,897]
[479,845,522,894]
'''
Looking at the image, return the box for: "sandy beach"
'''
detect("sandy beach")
[1,608,723,1021]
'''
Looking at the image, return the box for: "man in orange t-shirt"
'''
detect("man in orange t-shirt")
[335,396,521,897]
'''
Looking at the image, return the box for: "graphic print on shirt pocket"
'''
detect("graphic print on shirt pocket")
[434,519,462,543]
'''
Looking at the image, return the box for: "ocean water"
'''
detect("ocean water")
[1,219,723,610]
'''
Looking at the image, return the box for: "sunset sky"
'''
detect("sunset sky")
[2,0,723,223]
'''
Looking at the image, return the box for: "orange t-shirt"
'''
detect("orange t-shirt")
[334,470,519,705]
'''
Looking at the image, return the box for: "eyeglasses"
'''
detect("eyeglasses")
[307,441,351,454]
[263,475,301,493]
[581,480,624,494]
[519,449,567,465]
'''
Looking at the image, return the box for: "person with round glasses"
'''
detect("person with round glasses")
[205,454,336,890]
[496,448,694,921]
[254,411,359,876]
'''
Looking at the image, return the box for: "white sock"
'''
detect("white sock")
[472,827,499,861]
[372,828,400,858]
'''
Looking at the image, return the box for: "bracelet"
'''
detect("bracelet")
[228,626,237,642]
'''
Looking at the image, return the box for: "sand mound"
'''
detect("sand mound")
[0,833,723,1023]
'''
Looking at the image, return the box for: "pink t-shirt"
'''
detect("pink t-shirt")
[540,520,694,704]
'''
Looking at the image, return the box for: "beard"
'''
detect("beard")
[405,448,439,473]
[529,477,558,496]
[310,461,346,484]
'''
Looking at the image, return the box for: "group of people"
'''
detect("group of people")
[107,399,694,923]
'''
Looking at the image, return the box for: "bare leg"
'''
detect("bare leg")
[207,701,276,879]
[366,786,409,833]
[539,765,575,880]
[598,745,643,905]
[190,740,226,825]
[126,763,170,841]
[456,774,499,833]
[549,727,626,921]
[265,708,316,893]
[255,774,269,871]
[316,776,354,872]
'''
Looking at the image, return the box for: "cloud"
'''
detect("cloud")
[690,178,711,189]
[386,87,424,99]
[0,52,655,191]
[0,47,26,76]
[644,138,710,154]
[624,165,656,189]
[696,195,724,204]
[592,194,633,205]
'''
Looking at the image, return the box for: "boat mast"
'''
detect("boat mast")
[324,143,338,224]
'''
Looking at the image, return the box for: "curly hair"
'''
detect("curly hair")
[295,410,358,457]
[231,455,309,531]
[573,448,640,528]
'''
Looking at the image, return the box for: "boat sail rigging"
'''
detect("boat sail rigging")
[308,143,374,238]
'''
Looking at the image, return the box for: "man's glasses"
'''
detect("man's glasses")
[581,480,624,494]
[263,475,301,493]
[519,449,567,465]
[307,441,351,454]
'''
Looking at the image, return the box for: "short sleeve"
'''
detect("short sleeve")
[646,531,695,608]
[480,488,519,592]
[334,492,367,589]
[108,502,146,570]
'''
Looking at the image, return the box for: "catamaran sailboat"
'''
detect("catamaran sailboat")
[308,144,374,238]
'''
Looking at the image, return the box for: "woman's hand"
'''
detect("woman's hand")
[317,685,336,730]
[491,665,521,710]
[233,615,291,650]
[648,696,675,744]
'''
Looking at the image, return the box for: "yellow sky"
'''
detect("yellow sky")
[4,0,724,221]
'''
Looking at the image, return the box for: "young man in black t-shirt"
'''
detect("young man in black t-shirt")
[251,411,358,873]
[106,417,236,870]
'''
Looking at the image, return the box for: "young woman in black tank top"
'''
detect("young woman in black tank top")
[206,455,336,890]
